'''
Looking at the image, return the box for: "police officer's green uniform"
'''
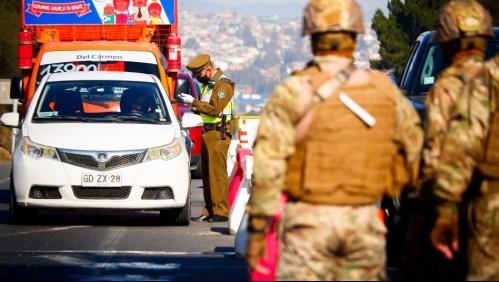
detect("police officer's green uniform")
[186,54,234,221]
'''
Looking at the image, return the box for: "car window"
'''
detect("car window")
[414,39,499,96]
[416,43,446,95]
[486,41,499,58]
[399,40,421,88]
[34,80,171,123]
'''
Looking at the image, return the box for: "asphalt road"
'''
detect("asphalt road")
[0,161,248,281]
[0,160,401,281]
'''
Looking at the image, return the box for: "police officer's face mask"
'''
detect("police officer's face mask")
[196,69,211,84]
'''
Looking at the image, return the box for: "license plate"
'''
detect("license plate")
[81,173,122,187]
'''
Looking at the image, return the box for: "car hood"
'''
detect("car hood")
[24,123,178,151]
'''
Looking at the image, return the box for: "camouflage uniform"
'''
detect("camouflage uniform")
[422,55,490,188]
[411,1,497,280]
[464,53,499,280]
[246,53,423,280]
[422,52,498,282]
[404,54,492,281]
[245,2,423,279]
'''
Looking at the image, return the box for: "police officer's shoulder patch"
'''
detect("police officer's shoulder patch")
[218,91,226,99]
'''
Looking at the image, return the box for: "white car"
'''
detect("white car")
[1,71,202,226]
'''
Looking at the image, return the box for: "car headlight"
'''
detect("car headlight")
[21,137,60,160]
[144,138,182,162]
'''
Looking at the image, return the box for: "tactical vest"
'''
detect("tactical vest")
[284,71,398,205]
[200,74,234,124]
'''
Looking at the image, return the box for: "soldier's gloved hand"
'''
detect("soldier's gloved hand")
[179,93,194,104]
[246,215,269,271]
[247,232,267,271]
[430,202,459,260]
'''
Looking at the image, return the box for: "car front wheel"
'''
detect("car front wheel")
[10,171,37,224]
[160,192,191,226]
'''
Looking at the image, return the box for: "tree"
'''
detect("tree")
[371,0,497,76]
[0,0,20,78]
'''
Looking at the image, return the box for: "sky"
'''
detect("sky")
[201,0,390,22]
[217,0,388,9]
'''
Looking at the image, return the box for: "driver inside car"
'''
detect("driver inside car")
[121,90,153,115]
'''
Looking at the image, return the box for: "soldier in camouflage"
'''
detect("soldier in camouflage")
[245,0,423,280]
[399,0,497,280]
[475,52,499,280]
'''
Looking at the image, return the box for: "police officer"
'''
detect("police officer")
[397,0,496,280]
[179,54,235,223]
[245,0,423,280]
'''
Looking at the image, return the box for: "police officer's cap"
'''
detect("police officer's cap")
[186,54,211,75]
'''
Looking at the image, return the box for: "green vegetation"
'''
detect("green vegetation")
[0,0,19,160]
[371,0,499,76]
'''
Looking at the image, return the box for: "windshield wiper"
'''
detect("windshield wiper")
[35,115,94,122]
[103,115,162,124]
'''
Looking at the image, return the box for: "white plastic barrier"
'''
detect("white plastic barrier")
[227,117,260,176]
[228,154,253,235]
[234,211,249,259]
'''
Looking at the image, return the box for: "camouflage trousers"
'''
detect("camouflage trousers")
[276,201,388,281]
[467,192,499,280]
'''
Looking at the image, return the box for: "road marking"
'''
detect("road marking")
[37,254,182,270]
[3,251,240,281]
[0,249,236,256]
[0,226,88,237]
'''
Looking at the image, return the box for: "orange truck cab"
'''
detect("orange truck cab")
[13,0,181,117]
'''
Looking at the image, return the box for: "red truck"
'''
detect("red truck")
[12,0,205,178]
[13,0,182,117]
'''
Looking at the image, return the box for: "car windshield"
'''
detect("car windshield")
[33,80,171,124]
[414,40,499,95]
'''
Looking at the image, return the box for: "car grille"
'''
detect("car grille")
[72,186,132,199]
[58,149,146,171]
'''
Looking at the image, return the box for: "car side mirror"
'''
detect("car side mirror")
[0,112,20,128]
[10,77,25,102]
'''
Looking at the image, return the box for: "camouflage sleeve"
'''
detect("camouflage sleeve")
[394,88,423,185]
[422,75,464,181]
[245,77,302,216]
[488,54,499,83]
[488,54,499,112]
[433,70,493,203]
[192,81,234,116]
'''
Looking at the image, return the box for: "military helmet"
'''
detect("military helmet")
[436,0,494,44]
[302,0,365,36]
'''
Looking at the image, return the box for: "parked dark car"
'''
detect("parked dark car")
[174,72,203,178]
[397,27,499,120]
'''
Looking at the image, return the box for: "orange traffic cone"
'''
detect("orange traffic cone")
[238,119,249,148]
